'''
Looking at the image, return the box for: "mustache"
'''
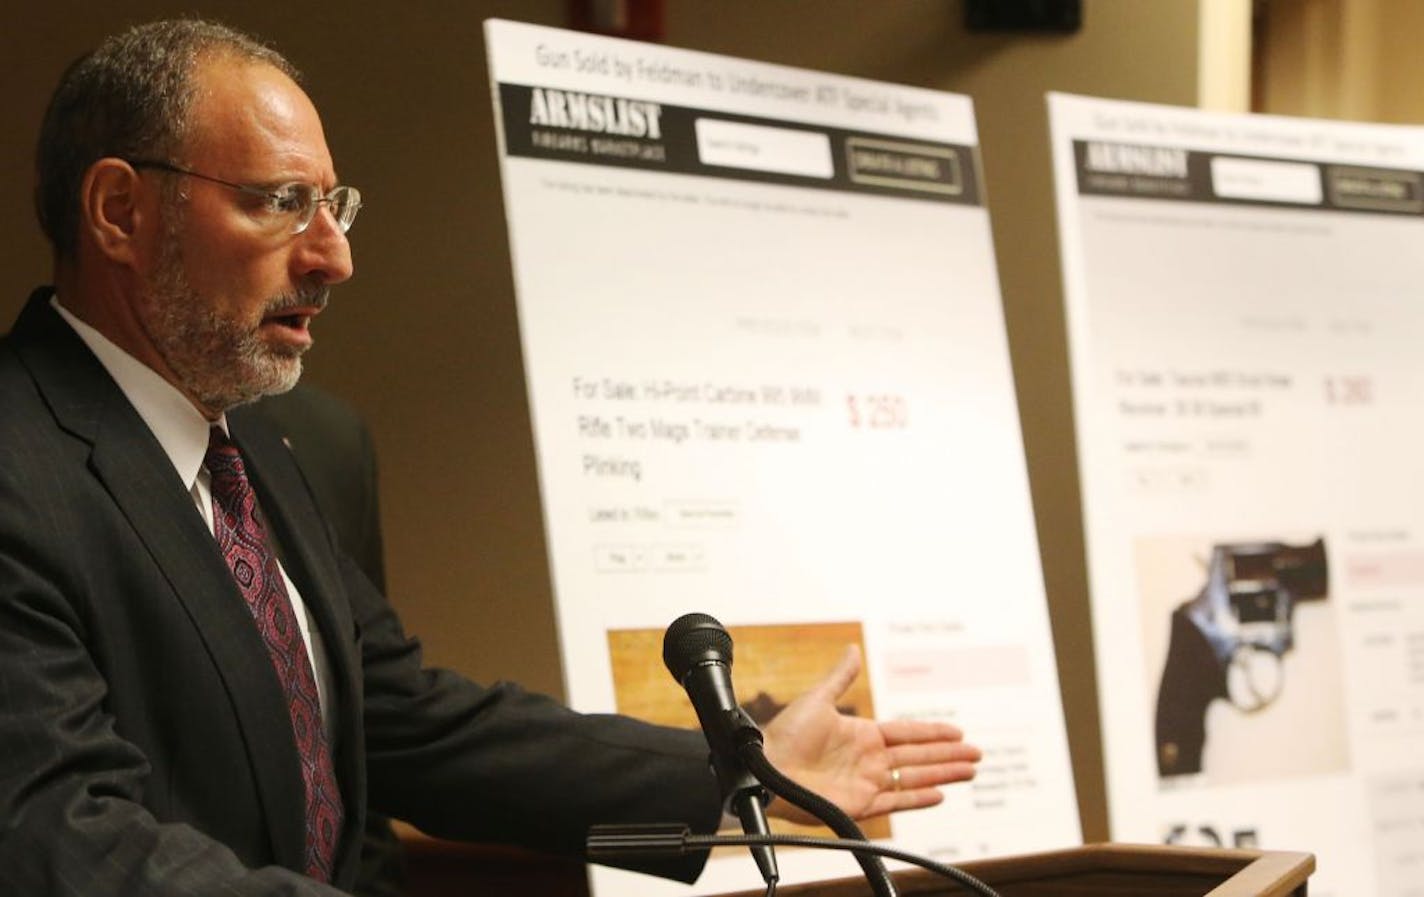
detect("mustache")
[265,285,330,315]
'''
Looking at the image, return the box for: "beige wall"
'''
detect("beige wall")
[1,0,1238,843]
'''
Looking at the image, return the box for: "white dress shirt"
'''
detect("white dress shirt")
[52,298,337,735]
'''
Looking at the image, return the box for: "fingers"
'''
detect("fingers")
[886,740,982,769]
[877,736,981,809]
[864,785,946,819]
[856,756,976,822]
[854,756,976,822]
[886,760,980,790]
[808,643,862,703]
[892,786,946,811]
[878,718,966,745]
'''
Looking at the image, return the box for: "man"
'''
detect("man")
[0,19,980,896]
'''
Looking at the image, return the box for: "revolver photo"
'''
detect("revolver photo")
[1154,537,1328,777]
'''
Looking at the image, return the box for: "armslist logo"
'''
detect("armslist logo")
[528,87,664,139]
[1084,141,1188,178]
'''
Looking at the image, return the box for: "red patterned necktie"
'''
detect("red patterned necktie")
[206,428,343,882]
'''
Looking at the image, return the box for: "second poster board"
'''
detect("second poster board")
[1051,91,1424,897]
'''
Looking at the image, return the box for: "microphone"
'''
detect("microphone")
[663,613,778,888]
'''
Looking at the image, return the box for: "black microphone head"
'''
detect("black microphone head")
[663,612,734,682]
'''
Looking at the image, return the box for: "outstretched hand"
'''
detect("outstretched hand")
[760,645,981,825]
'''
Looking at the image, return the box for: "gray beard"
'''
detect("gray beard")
[140,217,309,412]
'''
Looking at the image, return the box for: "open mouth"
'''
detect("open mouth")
[261,310,318,346]
[262,290,327,344]
[269,313,309,330]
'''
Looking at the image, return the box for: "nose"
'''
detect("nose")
[291,205,354,285]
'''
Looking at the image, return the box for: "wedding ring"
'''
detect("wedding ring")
[890,767,902,791]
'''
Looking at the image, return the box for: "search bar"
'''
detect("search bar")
[694,118,833,179]
[1210,157,1322,205]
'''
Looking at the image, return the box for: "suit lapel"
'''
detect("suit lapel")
[11,293,309,873]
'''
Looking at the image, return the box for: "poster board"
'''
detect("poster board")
[1050,91,1424,897]
[485,20,1080,895]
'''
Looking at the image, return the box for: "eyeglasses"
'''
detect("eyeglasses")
[126,159,362,235]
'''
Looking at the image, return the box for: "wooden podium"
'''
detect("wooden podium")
[399,829,1313,897]
[721,844,1315,897]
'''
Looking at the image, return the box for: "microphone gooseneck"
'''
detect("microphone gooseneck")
[585,825,999,897]
[599,612,995,897]
[740,741,896,897]
[663,612,779,889]
[663,612,900,897]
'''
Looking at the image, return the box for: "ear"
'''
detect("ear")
[80,158,155,268]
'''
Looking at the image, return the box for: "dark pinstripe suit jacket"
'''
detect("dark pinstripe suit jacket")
[0,290,718,895]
